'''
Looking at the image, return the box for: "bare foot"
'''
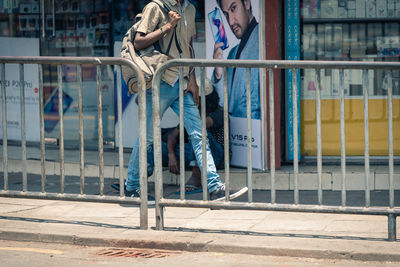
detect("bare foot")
[185,167,202,188]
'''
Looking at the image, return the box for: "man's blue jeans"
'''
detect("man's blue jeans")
[126,81,222,193]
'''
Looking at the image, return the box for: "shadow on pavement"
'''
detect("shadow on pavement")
[160,226,390,242]
[0,215,139,230]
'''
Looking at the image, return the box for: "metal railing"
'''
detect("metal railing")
[0,57,398,241]
[0,56,149,229]
[152,59,400,241]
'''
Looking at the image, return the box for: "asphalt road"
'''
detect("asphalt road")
[0,240,398,267]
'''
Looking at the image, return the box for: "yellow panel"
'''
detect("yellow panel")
[301,99,400,156]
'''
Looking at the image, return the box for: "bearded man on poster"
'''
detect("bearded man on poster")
[212,0,260,119]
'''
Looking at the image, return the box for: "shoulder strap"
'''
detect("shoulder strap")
[152,0,171,13]
[148,0,182,56]
[166,29,182,55]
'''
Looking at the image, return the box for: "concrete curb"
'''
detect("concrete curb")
[1,230,400,262]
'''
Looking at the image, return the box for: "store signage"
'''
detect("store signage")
[0,37,40,142]
[285,0,301,161]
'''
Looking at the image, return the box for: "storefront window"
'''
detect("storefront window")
[0,0,207,148]
[299,0,400,156]
[301,0,400,97]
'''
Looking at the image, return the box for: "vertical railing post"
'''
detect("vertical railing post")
[246,68,253,202]
[292,68,299,205]
[20,64,27,192]
[77,64,85,195]
[138,65,148,230]
[339,69,346,207]
[96,65,104,196]
[387,71,394,209]
[154,68,163,230]
[363,69,370,207]
[57,65,65,194]
[200,68,208,201]
[1,63,8,191]
[388,214,397,241]
[268,68,275,204]
[223,67,230,201]
[116,65,124,198]
[316,68,322,205]
[38,64,46,193]
[179,67,185,200]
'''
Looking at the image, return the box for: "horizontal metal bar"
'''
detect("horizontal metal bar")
[155,59,400,72]
[0,56,138,66]
[158,199,400,216]
[0,190,141,205]
[1,57,399,70]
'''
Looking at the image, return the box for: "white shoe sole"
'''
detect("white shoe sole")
[129,196,155,207]
[212,186,248,201]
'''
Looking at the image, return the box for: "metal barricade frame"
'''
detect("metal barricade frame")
[0,56,149,229]
[152,59,400,241]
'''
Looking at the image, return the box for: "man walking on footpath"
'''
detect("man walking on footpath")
[212,0,260,119]
[125,0,248,201]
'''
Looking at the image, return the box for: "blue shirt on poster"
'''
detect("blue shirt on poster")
[212,23,260,119]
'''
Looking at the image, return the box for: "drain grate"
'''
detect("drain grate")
[97,248,177,258]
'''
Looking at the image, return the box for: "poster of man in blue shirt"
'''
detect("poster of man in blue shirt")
[210,0,260,119]
[206,0,264,169]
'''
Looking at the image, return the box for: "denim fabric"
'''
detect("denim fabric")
[126,81,222,192]
[161,141,196,168]
[161,130,224,170]
[207,132,224,169]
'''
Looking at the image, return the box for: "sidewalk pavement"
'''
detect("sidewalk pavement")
[0,197,399,261]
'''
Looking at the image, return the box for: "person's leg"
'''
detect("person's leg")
[207,131,224,169]
[126,82,178,192]
[182,133,223,190]
[169,93,222,193]
[161,141,168,167]
[171,142,195,168]
[185,166,202,189]
[182,141,196,167]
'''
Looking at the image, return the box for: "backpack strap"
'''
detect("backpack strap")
[152,0,182,56]
[153,0,171,13]
[165,29,182,55]
[173,28,182,54]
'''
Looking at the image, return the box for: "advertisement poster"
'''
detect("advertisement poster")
[0,37,40,142]
[205,0,264,169]
[42,79,115,143]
